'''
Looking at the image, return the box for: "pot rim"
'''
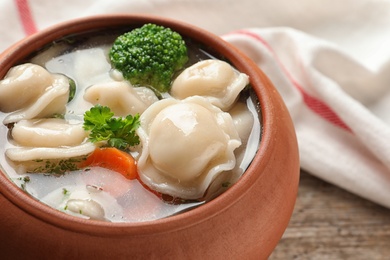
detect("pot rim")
[0,14,275,237]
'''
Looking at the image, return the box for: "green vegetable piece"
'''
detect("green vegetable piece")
[109,23,189,93]
[83,105,140,150]
[30,157,86,175]
[67,78,76,102]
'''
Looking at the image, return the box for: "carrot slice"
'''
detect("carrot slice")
[81,147,138,180]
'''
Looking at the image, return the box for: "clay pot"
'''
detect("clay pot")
[0,15,299,259]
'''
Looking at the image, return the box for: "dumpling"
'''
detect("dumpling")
[0,63,70,124]
[41,182,124,221]
[65,199,106,221]
[229,102,255,144]
[136,96,241,200]
[170,60,249,111]
[84,81,158,116]
[0,63,52,112]
[72,47,112,87]
[11,118,87,147]
[6,118,94,174]
[6,142,95,162]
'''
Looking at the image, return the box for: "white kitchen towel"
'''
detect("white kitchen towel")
[1,0,390,208]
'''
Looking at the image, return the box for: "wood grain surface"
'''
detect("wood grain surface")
[269,170,390,260]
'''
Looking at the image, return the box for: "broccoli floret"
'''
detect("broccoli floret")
[109,23,189,93]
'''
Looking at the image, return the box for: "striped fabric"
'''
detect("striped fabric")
[15,0,37,35]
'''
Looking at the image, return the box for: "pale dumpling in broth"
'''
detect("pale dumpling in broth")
[6,118,95,173]
[0,63,70,124]
[0,63,52,112]
[6,142,95,162]
[170,59,249,111]
[136,96,241,200]
[83,81,158,116]
[11,118,87,148]
[42,183,124,221]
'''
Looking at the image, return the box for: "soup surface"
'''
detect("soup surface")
[0,27,261,222]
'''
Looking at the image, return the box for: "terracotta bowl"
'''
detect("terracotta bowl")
[0,15,299,259]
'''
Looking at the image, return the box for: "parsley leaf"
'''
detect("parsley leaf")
[83,105,140,150]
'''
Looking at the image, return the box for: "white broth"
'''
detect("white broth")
[0,29,261,222]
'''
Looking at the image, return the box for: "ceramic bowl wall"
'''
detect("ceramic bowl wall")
[0,15,299,259]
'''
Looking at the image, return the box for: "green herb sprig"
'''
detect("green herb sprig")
[83,105,140,150]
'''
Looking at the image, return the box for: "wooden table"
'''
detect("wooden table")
[269,170,390,260]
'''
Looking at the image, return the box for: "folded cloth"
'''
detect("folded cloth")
[1,0,390,208]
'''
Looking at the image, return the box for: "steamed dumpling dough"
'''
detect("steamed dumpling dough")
[6,118,94,172]
[0,64,51,112]
[84,81,158,116]
[42,182,124,221]
[6,142,96,162]
[137,96,241,200]
[170,59,249,111]
[0,63,70,124]
[12,118,87,147]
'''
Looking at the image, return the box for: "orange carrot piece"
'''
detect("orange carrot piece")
[81,147,138,180]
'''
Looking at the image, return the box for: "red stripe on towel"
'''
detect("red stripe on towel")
[15,0,37,35]
[228,30,351,132]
